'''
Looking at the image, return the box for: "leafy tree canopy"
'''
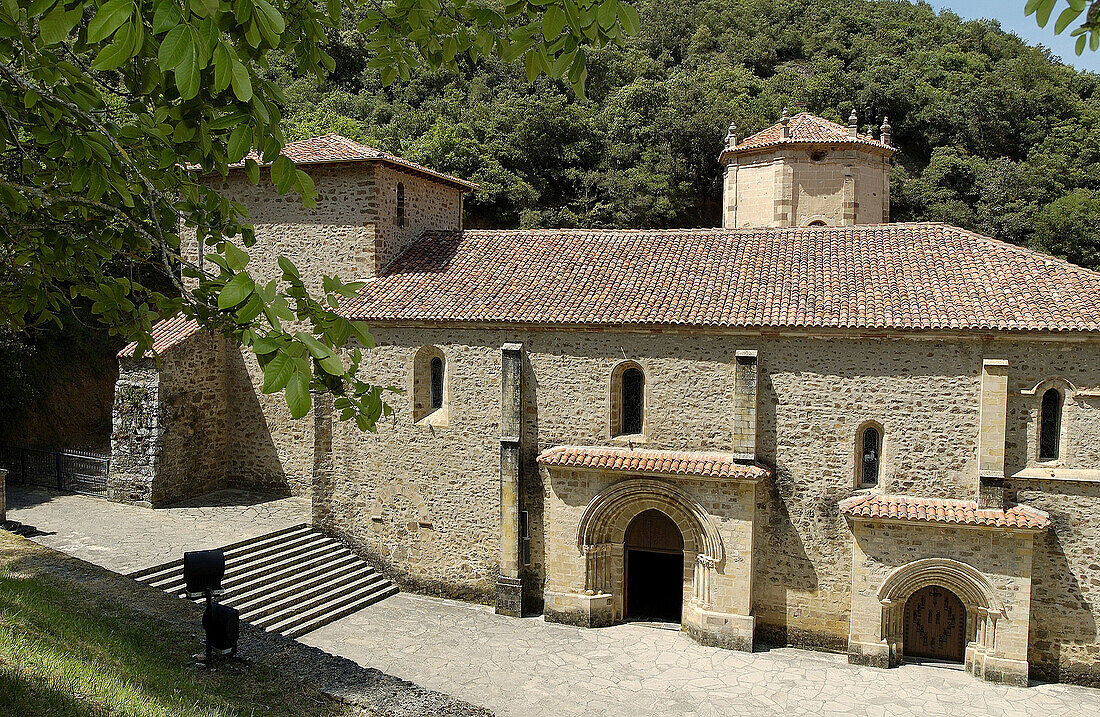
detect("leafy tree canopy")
[0,0,639,427]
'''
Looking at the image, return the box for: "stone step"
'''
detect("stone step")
[129,525,396,638]
[280,584,400,639]
[150,535,334,592]
[263,581,399,637]
[225,553,363,607]
[225,556,367,612]
[238,569,385,623]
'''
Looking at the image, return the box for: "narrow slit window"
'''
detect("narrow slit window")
[621,367,644,435]
[861,426,880,485]
[1039,388,1063,461]
[429,356,444,410]
[396,182,406,226]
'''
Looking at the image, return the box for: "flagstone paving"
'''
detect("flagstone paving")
[5,485,310,573]
[302,591,1100,717]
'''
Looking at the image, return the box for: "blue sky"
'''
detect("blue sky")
[933,1,1100,72]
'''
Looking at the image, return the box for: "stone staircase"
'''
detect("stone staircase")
[128,523,397,638]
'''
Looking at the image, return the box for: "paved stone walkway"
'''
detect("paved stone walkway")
[5,485,310,573]
[302,592,1100,717]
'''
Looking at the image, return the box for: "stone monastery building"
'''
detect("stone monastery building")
[112,110,1100,688]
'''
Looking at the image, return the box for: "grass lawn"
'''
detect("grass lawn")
[0,530,358,717]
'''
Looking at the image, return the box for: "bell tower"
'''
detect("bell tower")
[719,109,896,229]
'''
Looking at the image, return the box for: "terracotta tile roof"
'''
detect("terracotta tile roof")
[723,112,894,156]
[839,493,1051,531]
[342,224,1100,333]
[537,445,770,481]
[118,315,201,358]
[229,134,478,191]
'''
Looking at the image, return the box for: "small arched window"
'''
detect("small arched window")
[395,182,406,227]
[807,220,827,227]
[429,356,444,410]
[859,424,881,486]
[1039,388,1063,461]
[621,367,645,435]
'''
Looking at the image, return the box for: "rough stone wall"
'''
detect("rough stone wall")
[108,330,228,506]
[310,327,1100,684]
[722,148,889,228]
[370,164,464,273]
[154,330,229,504]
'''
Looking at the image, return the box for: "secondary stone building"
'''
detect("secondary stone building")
[112,112,1100,688]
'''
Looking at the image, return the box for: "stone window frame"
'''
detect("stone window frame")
[412,345,449,426]
[609,360,647,442]
[1024,378,1074,467]
[854,420,884,488]
[395,182,406,227]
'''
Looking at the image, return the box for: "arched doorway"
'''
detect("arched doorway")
[624,509,685,622]
[903,585,966,663]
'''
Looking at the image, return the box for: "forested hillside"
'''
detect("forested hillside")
[272,0,1100,268]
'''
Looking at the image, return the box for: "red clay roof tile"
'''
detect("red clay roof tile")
[342,224,1100,333]
[118,315,201,358]
[839,493,1051,530]
[724,112,894,156]
[537,445,770,481]
[230,134,478,191]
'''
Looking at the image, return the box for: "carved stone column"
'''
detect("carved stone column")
[496,342,524,616]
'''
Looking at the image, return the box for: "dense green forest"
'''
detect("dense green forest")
[272,0,1100,269]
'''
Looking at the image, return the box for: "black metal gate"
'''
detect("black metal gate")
[0,445,110,496]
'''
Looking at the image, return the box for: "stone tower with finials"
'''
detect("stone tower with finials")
[719,109,896,228]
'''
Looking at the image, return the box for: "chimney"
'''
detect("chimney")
[779,108,790,140]
[880,116,893,146]
[848,108,858,137]
[725,120,738,149]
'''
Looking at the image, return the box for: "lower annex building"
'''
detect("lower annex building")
[111,111,1100,687]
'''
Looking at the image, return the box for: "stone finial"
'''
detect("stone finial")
[725,120,738,148]
[779,107,790,139]
[880,115,893,146]
[848,108,858,137]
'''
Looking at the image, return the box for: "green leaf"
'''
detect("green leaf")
[618,2,640,35]
[152,0,181,33]
[224,241,249,270]
[261,350,294,392]
[230,59,253,101]
[228,125,252,163]
[1055,6,1083,34]
[349,320,375,349]
[87,0,134,43]
[217,272,255,308]
[542,5,566,40]
[39,4,82,45]
[285,365,312,418]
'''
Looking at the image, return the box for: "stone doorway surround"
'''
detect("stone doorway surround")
[840,493,1051,686]
[538,445,769,651]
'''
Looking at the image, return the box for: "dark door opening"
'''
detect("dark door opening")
[623,509,684,623]
[903,585,966,663]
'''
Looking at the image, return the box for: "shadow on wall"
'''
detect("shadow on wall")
[1010,479,1100,686]
[521,350,543,615]
[752,366,829,650]
[224,348,289,496]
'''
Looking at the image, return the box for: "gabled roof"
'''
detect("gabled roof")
[722,112,894,159]
[341,224,1100,334]
[118,315,201,358]
[840,493,1051,531]
[537,445,770,481]
[230,134,478,191]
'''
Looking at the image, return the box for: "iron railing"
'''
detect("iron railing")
[0,445,110,496]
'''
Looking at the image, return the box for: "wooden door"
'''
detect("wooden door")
[903,585,966,662]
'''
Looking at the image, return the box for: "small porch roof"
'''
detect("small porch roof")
[839,493,1050,531]
[537,445,769,482]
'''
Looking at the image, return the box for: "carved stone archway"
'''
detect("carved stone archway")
[875,558,1005,668]
[577,478,724,619]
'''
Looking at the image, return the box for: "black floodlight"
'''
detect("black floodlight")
[183,549,225,598]
[202,602,240,656]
